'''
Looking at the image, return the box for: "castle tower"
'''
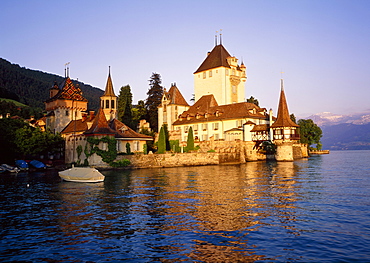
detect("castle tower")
[271,79,300,161]
[194,43,247,105]
[158,83,189,131]
[44,77,88,133]
[100,67,117,121]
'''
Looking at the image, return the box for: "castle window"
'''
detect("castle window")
[65,110,69,116]
[213,123,219,130]
[214,134,219,140]
[111,100,115,109]
[202,123,208,131]
[193,124,198,131]
[209,70,212,77]
[203,72,206,79]
[106,99,109,108]
[101,100,104,109]
[184,126,189,133]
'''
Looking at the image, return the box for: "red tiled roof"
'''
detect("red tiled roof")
[173,95,267,125]
[251,124,269,132]
[165,84,189,106]
[194,44,231,73]
[61,119,89,134]
[45,77,88,103]
[109,119,152,140]
[270,87,299,128]
[84,109,116,136]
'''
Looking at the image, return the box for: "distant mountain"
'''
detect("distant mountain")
[321,123,370,150]
[304,112,370,126]
[0,58,103,110]
[300,112,370,150]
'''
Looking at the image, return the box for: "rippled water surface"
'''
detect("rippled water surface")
[1,150,370,262]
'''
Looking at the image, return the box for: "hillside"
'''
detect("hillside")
[0,58,103,110]
[321,123,370,150]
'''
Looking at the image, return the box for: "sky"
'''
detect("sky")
[1,0,370,118]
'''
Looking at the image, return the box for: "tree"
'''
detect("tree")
[145,73,163,132]
[163,123,170,151]
[117,85,134,129]
[290,113,297,124]
[247,96,259,106]
[15,126,64,158]
[132,100,147,129]
[157,126,166,154]
[0,118,28,163]
[298,119,323,149]
[186,127,194,152]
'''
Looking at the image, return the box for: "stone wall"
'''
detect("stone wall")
[117,152,220,169]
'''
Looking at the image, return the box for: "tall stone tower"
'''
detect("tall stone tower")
[193,43,247,105]
[100,67,117,121]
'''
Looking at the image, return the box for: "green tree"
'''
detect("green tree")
[117,85,134,129]
[132,100,147,130]
[145,73,163,132]
[298,119,323,149]
[163,123,170,151]
[247,96,259,106]
[157,126,166,154]
[0,118,28,163]
[290,113,297,124]
[186,127,194,152]
[15,126,64,158]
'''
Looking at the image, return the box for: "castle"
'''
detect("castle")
[158,41,306,161]
[44,68,152,165]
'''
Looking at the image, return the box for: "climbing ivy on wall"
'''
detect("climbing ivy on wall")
[86,136,118,164]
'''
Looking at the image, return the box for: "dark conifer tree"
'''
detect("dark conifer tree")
[117,85,134,129]
[145,73,163,132]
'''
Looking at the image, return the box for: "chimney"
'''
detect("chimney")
[207,51,211,56]
[82,112,87,122]
[89,111,95,120]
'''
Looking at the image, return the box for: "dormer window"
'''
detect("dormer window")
[215,110,219,117]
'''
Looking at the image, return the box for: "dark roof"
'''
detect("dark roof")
[251,124,269,132]
[45,77,88,103]
[270,86,299,128]
[109,119,152,140]
[61,119,89,134]
[84,109,116,136]
[164,84,189,106]
[194,44,231,73]
[173,95,268,125]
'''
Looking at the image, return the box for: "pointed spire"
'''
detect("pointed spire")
[271,80,299,128]
[103,66,116,96]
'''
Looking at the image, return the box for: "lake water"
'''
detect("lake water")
[1,150,370,262]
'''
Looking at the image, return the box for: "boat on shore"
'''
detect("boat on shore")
[15,160,29,171]
[1,164,20,173]
[58,167,105,183]
[29,160,46,169]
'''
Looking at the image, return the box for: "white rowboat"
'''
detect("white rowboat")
[58,167,105,183]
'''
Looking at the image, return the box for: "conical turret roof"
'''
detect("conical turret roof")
[103,68,116,97]
[271,80,299,128]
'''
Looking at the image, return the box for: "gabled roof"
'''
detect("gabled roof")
[164,84,189,106]
[173,95,267,125]
[270,84,299,128]
[194,44,231,73]
[103,69,116,97]
[84,109,116,136]
[45,77,88,102]
[61,119,89,134]
[109,119,153,140]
